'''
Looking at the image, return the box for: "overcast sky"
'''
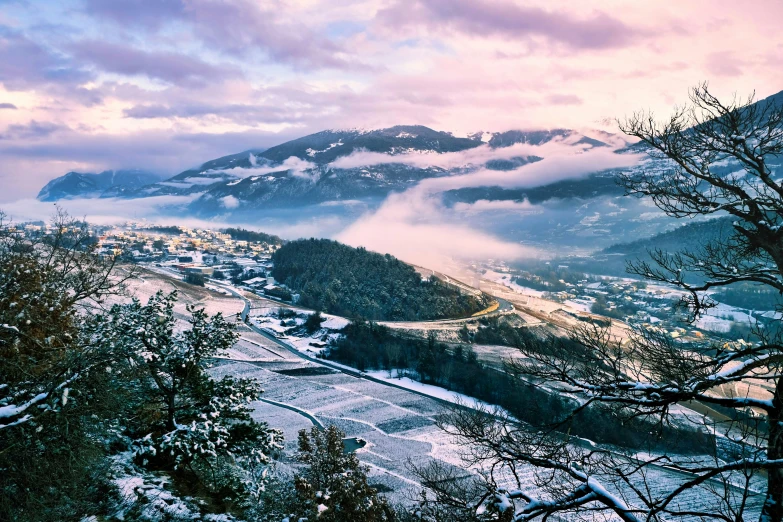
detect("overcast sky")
[1,0,782,200]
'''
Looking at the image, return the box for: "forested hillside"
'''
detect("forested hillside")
[602,216,734,257]
[221,227,284,246]
[271,239,490,320]
[560,217,736,277]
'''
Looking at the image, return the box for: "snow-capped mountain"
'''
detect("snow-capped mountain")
[36,125,617,213]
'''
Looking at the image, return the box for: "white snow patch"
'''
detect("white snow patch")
[484,270,545,297]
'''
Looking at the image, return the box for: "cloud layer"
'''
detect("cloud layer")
[0,0,782,202]
[338,138,642,267]
[337,188,540,270]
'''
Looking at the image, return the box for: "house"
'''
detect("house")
[184,266,214,276]
[243,277,267,288]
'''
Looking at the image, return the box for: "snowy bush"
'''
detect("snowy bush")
[100,290,282,497]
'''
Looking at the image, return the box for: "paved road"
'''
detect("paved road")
[377,296,515,327]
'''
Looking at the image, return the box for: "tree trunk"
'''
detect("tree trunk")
[166,393,177,432]
[762,376,783,522]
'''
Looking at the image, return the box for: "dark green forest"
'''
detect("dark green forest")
[271,239,490,321]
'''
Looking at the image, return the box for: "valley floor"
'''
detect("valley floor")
[118,264,767,518]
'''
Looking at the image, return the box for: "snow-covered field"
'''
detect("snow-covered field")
[113,267,245,320]
[564,298,594,313]
[209,360,468,504]
[364,370,501,411]
[114,267,766,517]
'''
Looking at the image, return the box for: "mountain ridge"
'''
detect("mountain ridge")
[35,125,612,210]
[37,169,162,201]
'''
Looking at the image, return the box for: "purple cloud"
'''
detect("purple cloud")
[83,0,362,70]
[0,103,17,109]
[377,0,642,50]
[69,41,240,84]
[0,121,70,140]
[83,0,186,29]
[0,26,93,90]
[123,102,304,124]
[185,0,359,69]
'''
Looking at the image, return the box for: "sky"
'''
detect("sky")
[1,0,782,200]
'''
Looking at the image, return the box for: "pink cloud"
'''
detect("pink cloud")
[705,52,744,77]
[2,0,783,201]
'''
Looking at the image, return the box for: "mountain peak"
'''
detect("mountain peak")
[36,169,161,201]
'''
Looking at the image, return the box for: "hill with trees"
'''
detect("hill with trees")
[221,227,284,246]
[271,239,490,320]
[601,216,734,257]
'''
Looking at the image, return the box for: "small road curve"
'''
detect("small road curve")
[256,397,324,429]
[207,280,250,321]
[377,296,515,328]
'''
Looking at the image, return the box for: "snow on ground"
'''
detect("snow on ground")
[208,360,468,505]
[697,302,758,333]
[250,400,313,451]
[483,269,545,297]
[253,314,302,334]
[644,283,687,300]
[286,333,341,356]
[364,370,502,411]
[564,298,594,313]
[205,283,233,296]
[108,267,244,320]
[320,313,350,330]
[695,315,734,333]
[249,305,349,356]
[224,334,295,361]
[110,452,237,521]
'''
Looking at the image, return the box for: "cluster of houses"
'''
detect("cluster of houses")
[489,261,723,344]
[91,223,279,260]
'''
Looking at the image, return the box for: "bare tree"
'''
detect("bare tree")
[417,84,783,522]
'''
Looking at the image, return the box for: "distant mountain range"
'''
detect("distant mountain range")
[31,89,783,253]
[35,125,621,212]
[37,169,162,201]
